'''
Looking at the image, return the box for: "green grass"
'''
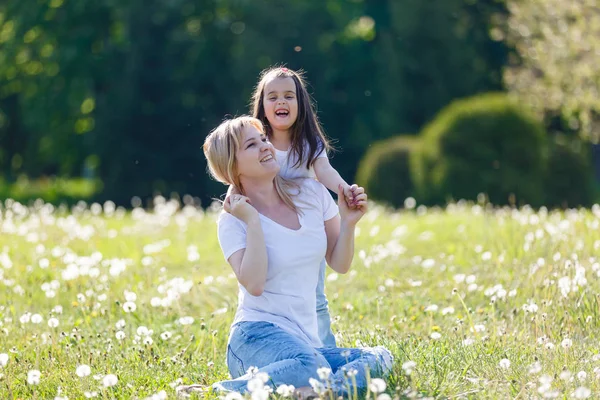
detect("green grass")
[2,198,600,399]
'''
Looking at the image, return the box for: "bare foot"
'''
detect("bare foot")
[294,386,319,400]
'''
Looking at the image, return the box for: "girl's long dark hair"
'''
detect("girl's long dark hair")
[251,66,331,170]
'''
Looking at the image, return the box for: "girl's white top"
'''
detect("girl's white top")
[217,179,338,347]
[274,140,327,180]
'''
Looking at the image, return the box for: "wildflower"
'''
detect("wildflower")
[0,353,8,367]
[102,374,118,387]
[160,331,172,340]
[115,319,125,329]
[84,391,98,398]
[251,388,269,400]
[308,378,326,394]
[178,316,194,325]
[122,302,136,313]
[143,337,153,345]
[317,367,331,380]
[499,359,511,369]
[116,331,126,340]
[578,371,587,381]
[225,393,244,400]
[28,369,41,385]
[48,318,59,328]
[442,307,454,315]
[529,362,542,374]
[369,378,387,393]
[573,387,591,399]
[561,338,573,349]
[248,377,264,392]
[20,313,31,324]
[136,326,150,336]
[76,365,91,377]
[402,361,416,375]
[276,385,295,397]
[150,297,161,307]
[430,332,442,340]
[124,290,137,302]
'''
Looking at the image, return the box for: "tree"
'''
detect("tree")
[503,0,600,141]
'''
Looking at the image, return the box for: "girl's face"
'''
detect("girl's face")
[235,124,279,182]
[262,77,299,134]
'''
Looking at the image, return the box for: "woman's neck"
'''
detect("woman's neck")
[269,128,292,151]
[241,179,282,213]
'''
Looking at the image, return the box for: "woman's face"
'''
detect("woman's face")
[235,124,279,182]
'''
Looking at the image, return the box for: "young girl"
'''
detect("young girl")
[228,66,359,348]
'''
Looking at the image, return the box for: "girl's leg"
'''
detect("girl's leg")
[213,321,332,394]
[317,346,394,395]
[316,259,337,348]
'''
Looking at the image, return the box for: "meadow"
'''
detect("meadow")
[1,196,600,399]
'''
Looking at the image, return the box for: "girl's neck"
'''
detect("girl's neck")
[269,128,292,151]
[241,179,282,214]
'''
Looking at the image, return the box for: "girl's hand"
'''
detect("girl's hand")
[337,184,367,226]
[343,183,359,209]
[224,194,258,224]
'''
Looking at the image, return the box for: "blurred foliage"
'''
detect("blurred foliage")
[0,0,509,206]
[411,93,547,207]
[356,135,418,208]
[543,135,597,209]
[0,176,102,205]
[502,0,600,142]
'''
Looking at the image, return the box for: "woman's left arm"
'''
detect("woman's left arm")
[324,185,367,274]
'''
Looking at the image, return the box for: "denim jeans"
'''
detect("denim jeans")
[316,259,337,348]
[213,321,394,395]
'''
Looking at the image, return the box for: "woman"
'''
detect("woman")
[181,116,393,397]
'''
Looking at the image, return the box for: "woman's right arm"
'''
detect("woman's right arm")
[222,195,268,296]
[226,215,268,296]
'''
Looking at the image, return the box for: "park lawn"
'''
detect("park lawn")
[1,199,600,399]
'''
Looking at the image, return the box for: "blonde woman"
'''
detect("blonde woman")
[181,116,392,397]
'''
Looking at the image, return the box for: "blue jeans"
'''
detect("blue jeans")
[316,259,336,348]
[213,321,394,395]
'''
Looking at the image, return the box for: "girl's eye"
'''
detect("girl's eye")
[268,97,276,101]
[247,143,255,148]
[261,137,267,143]
[285,96,294,100]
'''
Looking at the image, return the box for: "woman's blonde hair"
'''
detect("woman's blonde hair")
[203,116,298,212]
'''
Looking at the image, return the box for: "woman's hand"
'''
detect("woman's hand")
[337,184,367,227]
[224,194,259,224]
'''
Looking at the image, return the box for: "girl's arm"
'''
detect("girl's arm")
[314,158,356,204]
[323,185,367,274]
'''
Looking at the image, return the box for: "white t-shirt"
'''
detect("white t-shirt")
[275,140,328,180]
[217,179,338,347]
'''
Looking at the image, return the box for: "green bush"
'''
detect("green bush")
[543,136,597,208]
[411,93,547,206]
[0,176,102,206]
[356,135,418,208]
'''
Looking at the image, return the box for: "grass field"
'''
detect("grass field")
[2,197,600,399]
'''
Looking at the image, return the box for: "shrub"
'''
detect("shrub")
[543,135,597,208]
[411,93,547,206]
[0,176,102,206]
[355,135,418,208]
